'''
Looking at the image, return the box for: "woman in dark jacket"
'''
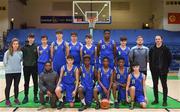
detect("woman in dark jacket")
[149,35,172,106]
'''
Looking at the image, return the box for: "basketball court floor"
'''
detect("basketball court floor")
[0,62,179,112]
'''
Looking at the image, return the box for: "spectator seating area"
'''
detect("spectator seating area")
[2,29,180,70]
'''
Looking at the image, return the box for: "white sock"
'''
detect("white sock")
[115,99,118,102]
[81,98,86,105]
[59,97,63,102]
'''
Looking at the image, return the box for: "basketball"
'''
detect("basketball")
[100,99,110,109]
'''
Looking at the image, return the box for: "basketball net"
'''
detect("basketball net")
[88,17,96,29]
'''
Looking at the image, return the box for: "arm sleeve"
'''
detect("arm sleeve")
[3,51,8,66]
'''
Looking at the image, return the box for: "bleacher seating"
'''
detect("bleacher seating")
[3,29,180,71]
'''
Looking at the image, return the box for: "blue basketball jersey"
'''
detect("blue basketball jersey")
[130,73,144,92]
[116,46,130,67]
[115,67,128,84]
[62,65,77,85]
[80,64,95,88]
[52,40,67,73]
[99,40,115,68]
[69,42,82,67]
[99,67,113,89]
[82,45,96,65]
[38,45,50,63]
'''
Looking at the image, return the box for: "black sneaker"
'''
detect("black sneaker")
[114,102,119,108]
[34,96,39,103]
[162,102,167,106]
[129,101,134,110]
[22,96,28,104]
[151,100,159,105]
[95,102,100,110]
[78,104,87,111]
[57,101,64,110]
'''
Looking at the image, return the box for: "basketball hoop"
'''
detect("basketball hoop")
[88,17,97,29]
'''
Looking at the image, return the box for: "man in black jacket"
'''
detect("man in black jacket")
[22,33,39,104]
[149,35,172,106]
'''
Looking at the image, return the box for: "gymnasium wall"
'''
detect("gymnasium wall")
[0,0,8,36]
[8,0,155,29]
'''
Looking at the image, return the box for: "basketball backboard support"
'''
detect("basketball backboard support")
[72,1,111,24]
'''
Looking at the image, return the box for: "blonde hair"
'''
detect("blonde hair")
[8,38,21,56]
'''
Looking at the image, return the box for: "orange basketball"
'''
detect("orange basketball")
[100,99,110,109]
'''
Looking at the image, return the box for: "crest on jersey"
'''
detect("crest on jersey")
[64,72,67,76]
[131,79,135,84]
[102,45,105,49]
[118,51,121,55]
[54,46,58,50]
[83,73,86,78]
[84,50,86,54]
[117,74,120,79]
[39,50,43,55]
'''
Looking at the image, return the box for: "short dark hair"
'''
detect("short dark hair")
[71,32,77,36]
[67,55,74,60]
[136,35,143,40]
[28,33,35,38]
[41,35,48,40]
[155,35,163,39]
[120,36,127,41]
[83,55,91,60]
[56,31,63,34]
[104,29,111,34]
[85,34,92,39]
[45,61,51,65]
[117,57,125,62]
[103,56,109,61]
[131,61,139,67]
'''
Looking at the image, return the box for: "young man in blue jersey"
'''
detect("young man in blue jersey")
[78,55,97,111]
[113,57,129,108]
[69,32,83,68]
[116,37,130,67]
[55,55,79,109]
[97,29,116,69]
[93,57,114,109]
[37,35,50,75]
[80,34,97,66]
[50,31,69,74]
[126,62,147,110]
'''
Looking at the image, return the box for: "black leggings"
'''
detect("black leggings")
[5,73,21,100]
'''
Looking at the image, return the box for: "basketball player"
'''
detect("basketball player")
[78,55,97,111]
[113,57,128,108]
[69,32,83,68]
[126,62,147,110]
[55,55,79,109]
[97,29,116,69]
[51,31,69,74]
[93,57,114,109]
[80,34,97,66]
[37,35,50,75]
[116,37,130,67]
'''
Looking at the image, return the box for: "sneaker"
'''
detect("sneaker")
[78,103,87,111]
[14,99,21,105]
[22,96,28,104]
[95,102,100,110]
[129,101,134,110]
[114,102,119,108]
[57,101,64,110]
[151,100,159,105]
[121,101,127,105]
[5,100,12,107]
[162,102,167,106]
[34,96,39,103]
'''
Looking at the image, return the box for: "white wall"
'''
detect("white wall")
[163,0,180,31]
